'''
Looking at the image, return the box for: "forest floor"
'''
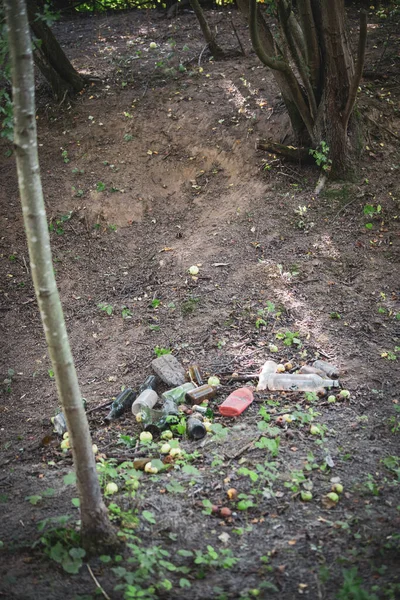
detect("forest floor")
[1,5,400,600]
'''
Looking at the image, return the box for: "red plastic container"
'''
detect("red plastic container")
[218,387,254,417]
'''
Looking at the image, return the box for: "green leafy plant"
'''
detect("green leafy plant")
[276,330,301,347]
[121,306,132,319]
[96,181,106,192]
[36,516,84,574]
[154,346,171,357]
[98,302,114,316]
[337,567,378,600]
[61,149,69,163]
[309,141,332,172]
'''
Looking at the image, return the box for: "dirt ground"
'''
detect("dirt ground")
[1,5,400,600]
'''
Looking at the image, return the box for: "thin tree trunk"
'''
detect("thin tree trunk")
[4,0,117,554]
[188,0,223,58]
[26,0,84,99]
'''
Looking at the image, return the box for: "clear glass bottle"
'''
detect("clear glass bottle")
[266,373,339,393]
[161,382,196,405]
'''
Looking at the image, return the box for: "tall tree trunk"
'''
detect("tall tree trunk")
[189,0,223,58]
[4,0,117,554]
[26,0,84,100]
[236,0,311,144]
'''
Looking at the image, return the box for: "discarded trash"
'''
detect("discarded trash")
[51,412,67,436]
[312,360,339,379]
[188,364,203,386]
[298,365,325,376]
[266,373,339,393]
[187,415,207,440]
[186,384,216,405]
[162,382,196,404]
[138,375,158,394]
[257,360,278,391]
[132,389,159,418]
[152,354,186,386]
[105,388,137,421]
[219,387,254,417]
[193,405,213,417]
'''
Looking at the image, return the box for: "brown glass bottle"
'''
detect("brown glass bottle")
[186,384,216,405]
[188,365,204,386]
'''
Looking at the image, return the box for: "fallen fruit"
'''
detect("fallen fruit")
[105,482,118,495]
[327,395,336,403]
[189,265,199,275]
[211,504,220,514]
[282,413,293,423]
[301,490,313,502]
[310,424,320,435]
[169,447,182,458]
[227,488,238,500]
[284,362,293,371]
[60,439,70,450]
[331,483,343,494]
[207,376,220,387]
[276,364,286,373]
[160,443,171,454]
[149,42,157,49]
[269,344,278,353]
[161,430,173,440]
[63,432,69,440]
[220,507,232,518]
[140,431,153,443]
[144,462,158,474]
[126,479,140,490]
[204,422,212,432]
[339,389,350,399]
[326,492,339,503]
[92,444,98,454]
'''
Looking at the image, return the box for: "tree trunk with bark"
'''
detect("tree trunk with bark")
[26,0,84,100]
[239,0,367,177]
[189,0,224,58]
[4,0,117,554]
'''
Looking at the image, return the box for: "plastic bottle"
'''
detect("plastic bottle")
[298,365,325,376]
[312,360,339,378]
[106,388,137,421]
[219,387,254,417]
[161,382,196,405]
[188,365,204,386]
[187,415,207,440]
[186,384,216,405]
[257,360,278,391]
[266,373,339,393]
[132,389,159,417]
[51,412,67,435]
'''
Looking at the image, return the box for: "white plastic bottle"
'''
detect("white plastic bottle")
[131,389,159,416]
[266,373,339,393]
[257,360,278,391]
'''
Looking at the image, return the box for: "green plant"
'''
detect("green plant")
[181,296,200,315]
[98,302,113,316]
[309,141,332,172]
[381,455,400,481]
[150,299,161,309]
[36,516,85,574]
[49,211,73,235]
[337,567,378,600]
[387,406,400,434]
[3,368,14,393]
[96,181,106,192]
[193,545,239,570]
[61,149,69,163]
[154,346,171,358]
[121,306,132,319]
[275,330,301,347]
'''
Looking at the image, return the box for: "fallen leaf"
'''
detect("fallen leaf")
[288,539,297,546]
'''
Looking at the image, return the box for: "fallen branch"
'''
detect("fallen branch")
[86,399,113,414]
[256,139,314,164]
[86,564,111,600]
